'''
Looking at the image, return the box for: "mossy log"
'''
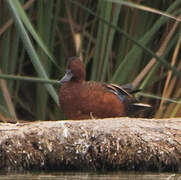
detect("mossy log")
[0,118,181,171]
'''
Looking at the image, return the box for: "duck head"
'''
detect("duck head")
[60,57,86,83]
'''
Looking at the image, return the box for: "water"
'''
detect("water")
[0,171,180,180]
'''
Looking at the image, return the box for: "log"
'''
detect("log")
[0,118,181,171]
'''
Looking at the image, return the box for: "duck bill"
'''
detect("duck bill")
[60,71,73,84]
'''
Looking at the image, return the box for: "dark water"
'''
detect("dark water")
[0,171,180,180]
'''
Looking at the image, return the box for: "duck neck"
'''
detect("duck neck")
[72,77,85,83]
[72,70,86,83]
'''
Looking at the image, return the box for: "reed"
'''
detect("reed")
[0,0,180,121]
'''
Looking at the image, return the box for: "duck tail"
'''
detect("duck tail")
[131,103,152,108]
[127,103,152,117]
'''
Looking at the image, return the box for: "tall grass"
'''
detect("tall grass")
[0,0,181,121]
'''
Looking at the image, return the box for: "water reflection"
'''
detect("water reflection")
[0,171,180,180]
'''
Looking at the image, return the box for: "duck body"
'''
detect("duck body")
[59,57,151,120]
[60,81,126,119]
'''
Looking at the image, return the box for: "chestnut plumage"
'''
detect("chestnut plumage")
[59,57,151,120]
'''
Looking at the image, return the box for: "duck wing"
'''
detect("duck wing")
[105,83,133,102]
[106,83,151,111]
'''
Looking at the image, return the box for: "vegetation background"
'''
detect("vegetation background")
[0,0,181,122]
